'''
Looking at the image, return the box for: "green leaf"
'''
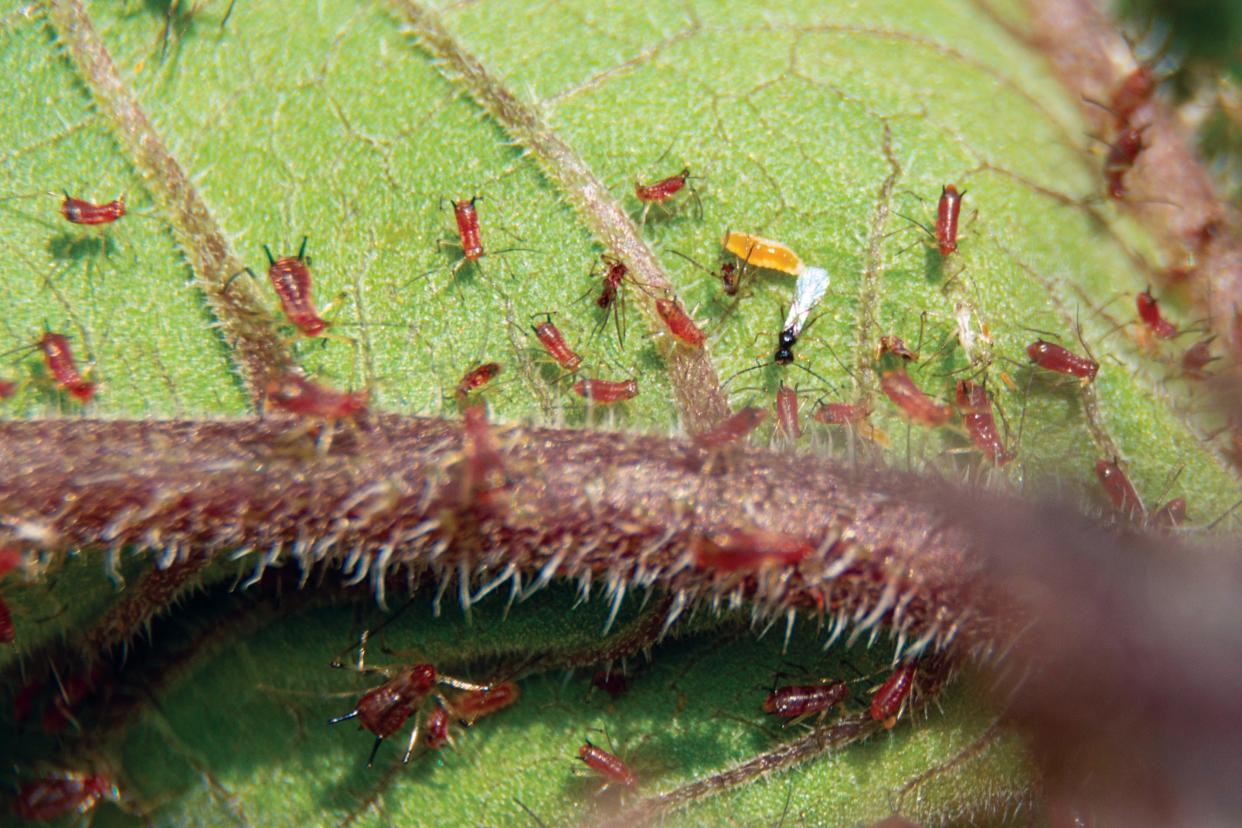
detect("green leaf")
[1,0,1236,825]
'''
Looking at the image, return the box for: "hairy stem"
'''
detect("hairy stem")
[0,416,1002,662]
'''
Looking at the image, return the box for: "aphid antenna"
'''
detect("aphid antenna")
[1150,464,1185,507]
[513,797,550,828]
[722,357,773,389]
[327,597,420,670]
[890,212,935,240]
[1017,324,1065,342]
[1071,307,1105,367]
[1205,497,1242,532]
[785,360,840,393]
[222,267,258,293]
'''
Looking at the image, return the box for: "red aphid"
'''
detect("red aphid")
[60,193,125,225]
[14,772,116,822]
[0,596,12,644]
[456,362,501,401]
[265,238,328,337]
[776,384,801,440]
[1181,338,1217,380]
[955,381,1013,465]
[573,378,638,405]
[532,316,582,372]
[42,665,107,734]
[691,529,811,572]
[597,255,627,309]
[38,333,94,403]
[1095,459,1145,520]
[1027,339,1099,382]
[1136,288,1177,339]
[635,167,690,205]
[0,546,18,579]
[265,373,367,420]
[452,197,484,261]
[655,298,705,348]
[763,682,848,719]
[13,679,44,723]
[1151,497,1187,531]
[879,335,917,362]
[329,664,437,764]
[461,404,508,511]
[879,368,952,427]
[692,406,766,450]
[1112,65,1156,128]
[0,379,14,399]
[935,184,964,257]
[449,681,520,724]
[591,670,629,698]
[578,740,637,789]
[425,704,451,749]
[814,399,872,425]
[1104,126,1146,200]
[870,663,916,727]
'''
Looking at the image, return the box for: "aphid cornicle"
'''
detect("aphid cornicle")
[38,332,95,403]
[60,192,125,225]
[1026,339,1099,382]
[870,663,916,727]
[531,315,582,372]
[578,740,637,789]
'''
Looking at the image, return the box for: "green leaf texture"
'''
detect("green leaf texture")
[0,0,1237,824]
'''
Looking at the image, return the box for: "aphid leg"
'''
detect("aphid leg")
[400,714,423,764]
